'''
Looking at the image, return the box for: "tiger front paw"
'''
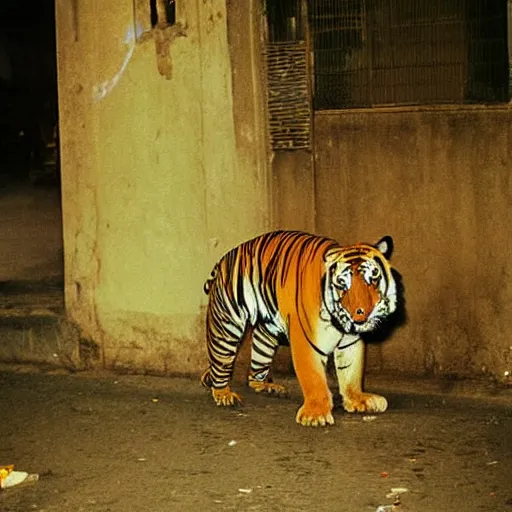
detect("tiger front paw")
[248,380,288,397]
[342,391,388,413]
[211,386,243,407]
[295,402,335,427]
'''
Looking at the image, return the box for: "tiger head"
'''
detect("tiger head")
[323,236,398,335]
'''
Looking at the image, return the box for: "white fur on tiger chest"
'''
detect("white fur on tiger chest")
[313,316,346,356]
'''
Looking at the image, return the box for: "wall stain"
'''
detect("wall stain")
[154,23,187,80]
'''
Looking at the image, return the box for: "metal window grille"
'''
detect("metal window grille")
[265,0,312,150]
[310,0,509,109]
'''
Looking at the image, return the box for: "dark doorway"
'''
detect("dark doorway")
[0,1,63,323]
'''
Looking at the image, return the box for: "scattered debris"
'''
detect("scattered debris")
[151,398,159,403]
[136,458,147,462]
[378,486,408,510]
[363,415,378,422]
[380,471,390,478]
[228,440,237,447]
[238,488,252,494]
[0,465,39,490]
[390,487,409,495]
[486,460,499,466]
[376,497,401,511]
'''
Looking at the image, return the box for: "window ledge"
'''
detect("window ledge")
[315,103,512,115]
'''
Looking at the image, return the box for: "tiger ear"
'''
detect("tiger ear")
[375,236,394,259]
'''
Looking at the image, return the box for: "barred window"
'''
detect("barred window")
[266,0,306,42]
[265,0,312,150]
[309,0,510,109]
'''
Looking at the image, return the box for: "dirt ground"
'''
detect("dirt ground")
[0,369,511,512]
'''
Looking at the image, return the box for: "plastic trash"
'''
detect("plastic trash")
[387,487,409,498]
[0,465,39,490]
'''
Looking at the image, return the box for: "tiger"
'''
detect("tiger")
[200,230,400,427]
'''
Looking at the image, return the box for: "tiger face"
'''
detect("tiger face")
[323,236,397,335]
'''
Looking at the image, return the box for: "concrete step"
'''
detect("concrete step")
[0,280,81,368]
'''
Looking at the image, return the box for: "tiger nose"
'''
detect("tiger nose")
[353,308,366,324]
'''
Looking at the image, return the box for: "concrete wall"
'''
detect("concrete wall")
[314,107,512,382]
[55,1,512,383]
[55,0,269,374]
[271,150,315,232]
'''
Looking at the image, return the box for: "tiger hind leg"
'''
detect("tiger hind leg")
[202,301,246,407]
[201,359,244,407]
[201,367,241,403]
[247,324,287,398]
